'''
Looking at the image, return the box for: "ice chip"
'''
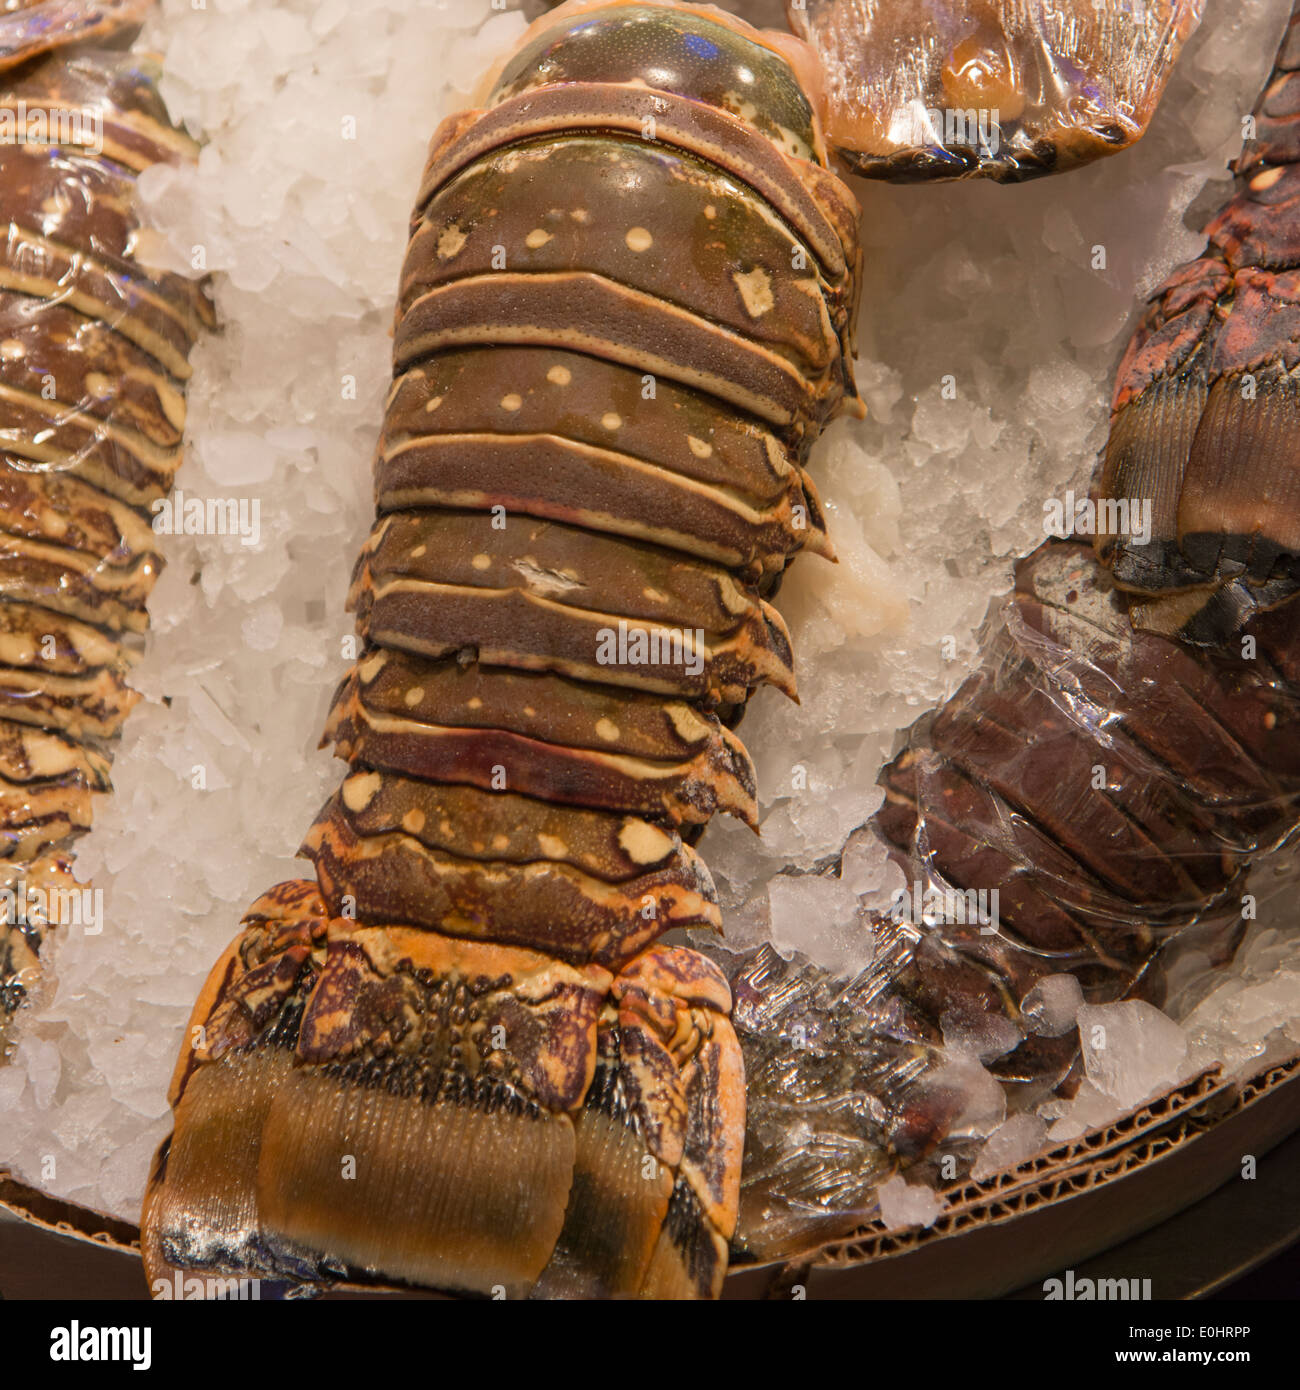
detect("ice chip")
[1077,1001,1189,1109]
[1021,973,1084,1037]
[876,1174,946,1230]
[971,1111,1049,1182]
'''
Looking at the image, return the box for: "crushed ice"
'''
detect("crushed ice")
[2,0,1298,1225]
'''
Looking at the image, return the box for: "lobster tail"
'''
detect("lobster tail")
[144,0,860,1299]
[734,535,1300,1261]
[1095,0,1300,643]
[0,27,211,1041]
[878,542,1300,1026]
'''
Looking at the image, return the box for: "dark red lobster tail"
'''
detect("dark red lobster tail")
[1096,0,1300,642]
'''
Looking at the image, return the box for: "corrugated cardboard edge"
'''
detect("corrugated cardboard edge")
[0,1172,138,1254]
[724,1047,1300,1297]
[3,1046,1299,1296]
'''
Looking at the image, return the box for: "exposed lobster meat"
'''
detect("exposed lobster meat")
[0,10,210,1043]
[143,0,860,1299]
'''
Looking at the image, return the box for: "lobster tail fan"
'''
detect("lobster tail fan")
[143,891,745,1299]
[252,928,591,1297]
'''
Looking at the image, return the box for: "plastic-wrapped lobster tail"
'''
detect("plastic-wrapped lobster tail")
[0,0,211,1045]
[143,0,861,1299]
[729,2,1300,1264]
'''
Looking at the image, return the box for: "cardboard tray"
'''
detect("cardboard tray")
[3,1047,1298,1299]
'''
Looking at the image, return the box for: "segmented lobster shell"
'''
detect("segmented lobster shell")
[0,30,210,1038]
[144,0,860,1300]
[1096,0,1300,642]
[729,538,1300,1262]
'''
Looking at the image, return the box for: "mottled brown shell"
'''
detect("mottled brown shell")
[145,0,860,1300]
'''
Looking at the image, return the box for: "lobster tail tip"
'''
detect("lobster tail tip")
[143,895,743,1299]
[145,1028,581,1299]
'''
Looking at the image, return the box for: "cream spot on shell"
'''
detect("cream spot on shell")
[717,575,750,616]
[437,225,467,259]
[402,808,426,834]
[665,702,711,743]
[358,652,386,682]
[500,393,523,412]
[546,365,572,386]
[471,553,492,571]
[537,833,567,859]
[734,267,774,318]
[601,412,622,431]
[342,771,383,812]
[492,834,510,850]
[0,339,25,362]
[642,587,667,603]
[410,544,427,558]
[404,686,424,707]
[523,705,536,718]
[618,819,674,865]
[595,717,620,743]
[525,228,552,249]
[424,395,444,412]
[0,635,36,665]
[625,226,653,252]
[571,208,590,223]
[703,205,717,220]
[687,435,713,459]
[1252,166,1285,192]
[466,697,483,710]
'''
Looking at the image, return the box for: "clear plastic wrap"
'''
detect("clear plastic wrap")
[788,0,1206,179]
[720,540,1300,1262]
[0,0,149,73]
[0,17,210,1044]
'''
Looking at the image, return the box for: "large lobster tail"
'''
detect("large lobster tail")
[1095,0,1300,643]
[143,0,860,1299]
